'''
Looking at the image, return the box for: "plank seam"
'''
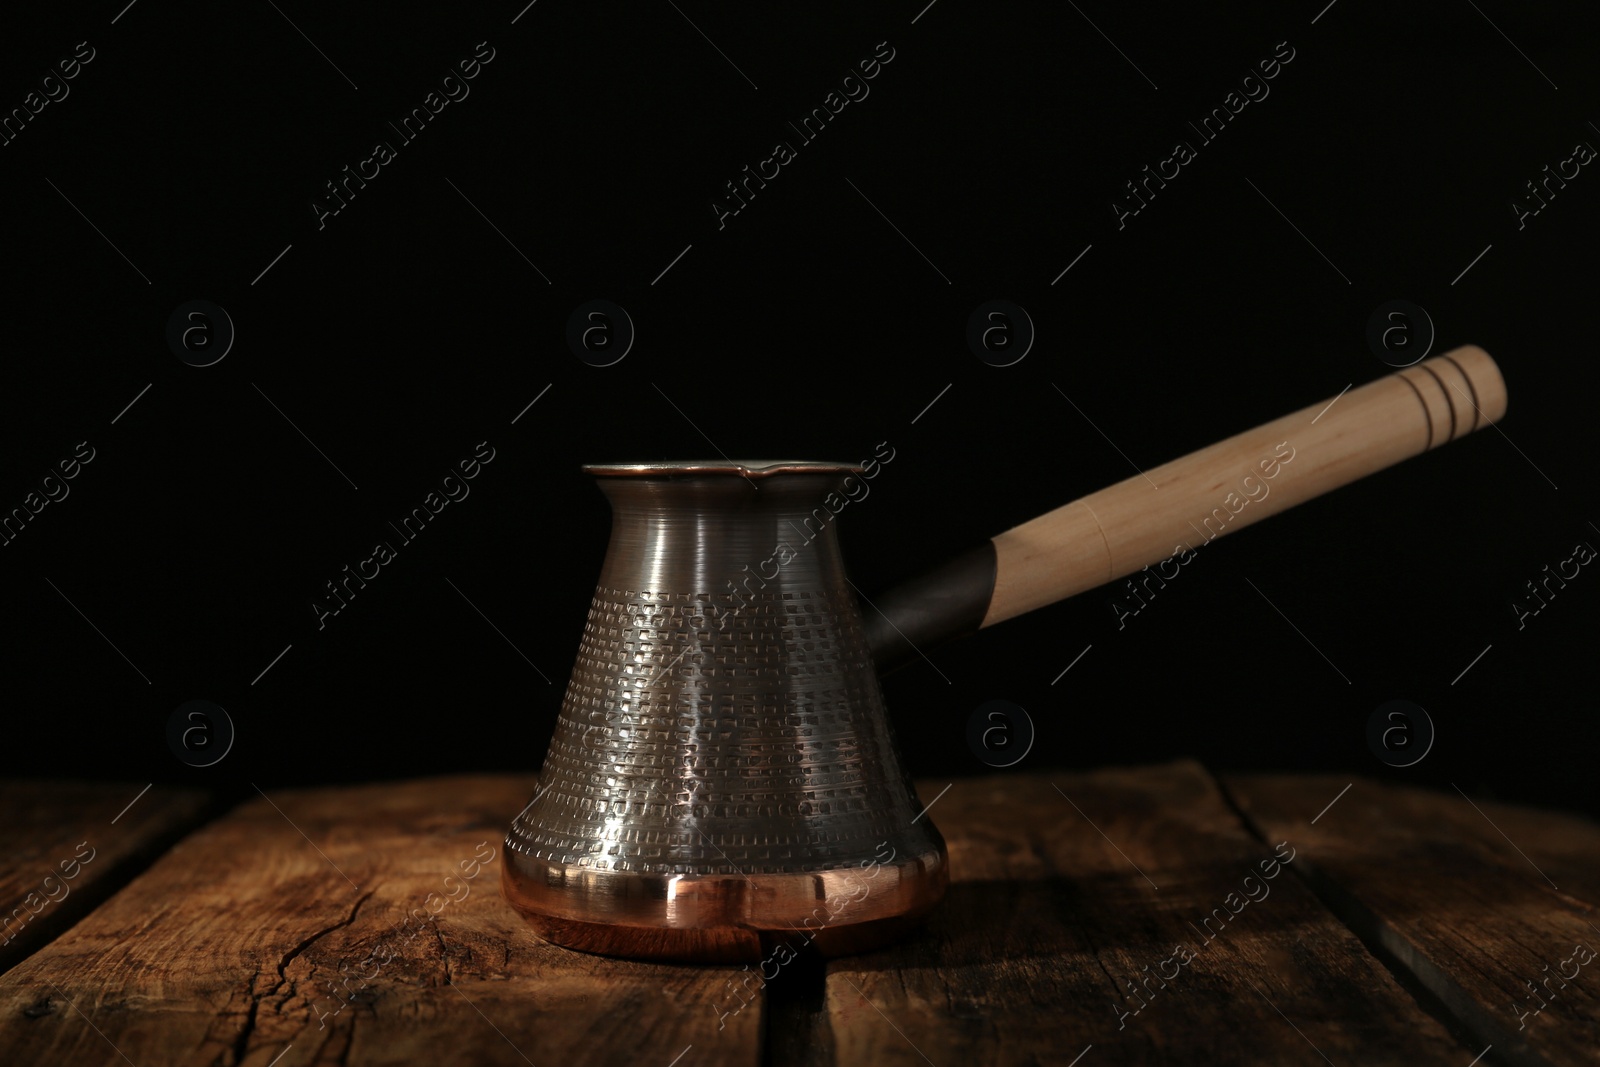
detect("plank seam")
[1208,772,1560,1067]
[0,792,228,981]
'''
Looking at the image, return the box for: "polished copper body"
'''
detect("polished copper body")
[501,462,947,962]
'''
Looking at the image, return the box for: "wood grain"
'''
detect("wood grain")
[0,780,209,977]
[1224,774,1600,1067]
[811,764,1474,1066]
[0,776,760,1067]
[7,769,1594,1066]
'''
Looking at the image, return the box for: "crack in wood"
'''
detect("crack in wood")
[230,889,375,1065]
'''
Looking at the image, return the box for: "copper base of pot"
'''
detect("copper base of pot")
[500,845,948,963]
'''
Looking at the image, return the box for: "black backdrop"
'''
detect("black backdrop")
[1,0,1595,815]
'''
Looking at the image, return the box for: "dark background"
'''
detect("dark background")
[1,0,1594,814]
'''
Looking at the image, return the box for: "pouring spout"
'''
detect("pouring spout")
[861,542,997,675]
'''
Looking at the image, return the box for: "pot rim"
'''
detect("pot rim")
[583,460,864,478]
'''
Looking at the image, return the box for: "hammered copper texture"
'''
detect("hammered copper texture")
[506,468,943,878]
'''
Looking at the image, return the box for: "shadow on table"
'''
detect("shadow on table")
[842,869,1340,972]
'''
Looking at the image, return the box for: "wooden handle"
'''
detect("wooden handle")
[981,345,1507,627]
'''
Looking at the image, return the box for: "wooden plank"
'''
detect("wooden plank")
[1225,773,1600,1067]
[0,780,210,976]
[0,775,761,1067]
[1443,791,1600,908]
[811,764,1473,1066]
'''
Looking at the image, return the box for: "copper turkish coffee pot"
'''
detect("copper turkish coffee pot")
[501,347,1507,963]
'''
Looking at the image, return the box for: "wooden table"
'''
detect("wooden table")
[1,765,1594,1066]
